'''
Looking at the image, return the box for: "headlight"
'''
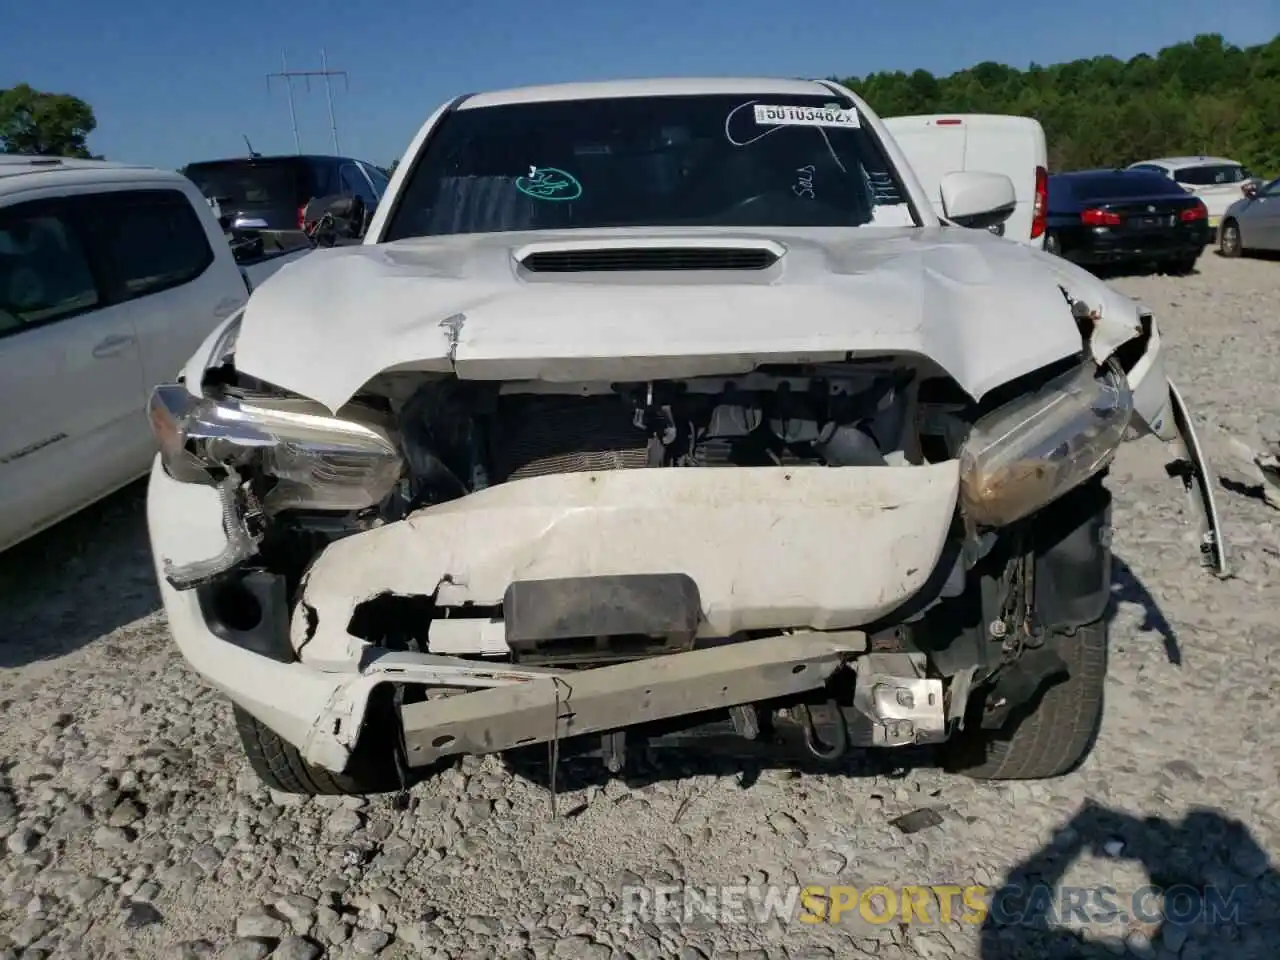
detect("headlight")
[148,383,404,513]
[958,362,1132,527]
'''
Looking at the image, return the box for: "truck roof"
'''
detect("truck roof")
[460,77,839,109]
[0,155,154,180]
[0,156,198,198]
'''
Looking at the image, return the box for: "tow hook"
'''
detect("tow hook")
[796,700,849,761]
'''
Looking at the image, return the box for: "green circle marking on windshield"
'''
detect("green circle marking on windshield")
[516,167,582,201]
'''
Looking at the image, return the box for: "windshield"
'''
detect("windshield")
[1173,164,1247,187]
[1067,172,1188,200]
[182,160,307,206]
[382,93,916,240]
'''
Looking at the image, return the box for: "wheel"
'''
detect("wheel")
[234,704,403,795]
[1043,232,1062,256]
[1219,219,1243,258]
[944,481,1110,781]
[1163,254,1199,276]
[943,617,1106,780]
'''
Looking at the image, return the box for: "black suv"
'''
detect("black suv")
[180,154,391,233]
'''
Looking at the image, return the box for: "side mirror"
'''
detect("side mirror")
[303,193,357,222]
[939,171,1017,230]
[302,194,368,240]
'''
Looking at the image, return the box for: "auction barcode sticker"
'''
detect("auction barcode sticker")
[753,104,860,128]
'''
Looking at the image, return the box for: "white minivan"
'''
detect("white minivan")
[0,157,251,552]
[882,114,1048,248]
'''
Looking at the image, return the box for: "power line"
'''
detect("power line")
[266,49,350,154]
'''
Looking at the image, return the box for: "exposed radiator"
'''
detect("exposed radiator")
[490,396,650,481]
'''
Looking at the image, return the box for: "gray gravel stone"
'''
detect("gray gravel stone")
[215,941,271,960]
[169,942,215,960]
[5,826,38,854]
[349,928,391,954]
[63,876,106,908]
[235,907,287,939]
[324,807,363,837]
[275,893,318,929]
[91,824,132,849]
[271,937,322,960]
[123,901,165,929]
[109,797,145,826]
[190,843,223,875]
[10,919,50,949]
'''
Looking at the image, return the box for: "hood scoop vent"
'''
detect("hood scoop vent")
[519,246,781,273]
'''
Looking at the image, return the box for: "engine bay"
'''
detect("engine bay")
[386,362,931,513]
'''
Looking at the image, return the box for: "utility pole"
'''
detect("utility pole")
[321,49,343,154]
[266,49,350,154]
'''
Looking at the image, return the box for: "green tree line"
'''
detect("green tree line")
[840,33,1280,176]
[0,83,98,158]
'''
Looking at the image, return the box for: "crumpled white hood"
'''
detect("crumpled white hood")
[233,226,1134,413]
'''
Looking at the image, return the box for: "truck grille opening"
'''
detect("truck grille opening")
[520,247,779,273]
[490,396,651,481]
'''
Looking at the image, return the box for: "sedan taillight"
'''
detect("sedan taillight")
[1180,202,1208,222]
[1081,208,1121,226]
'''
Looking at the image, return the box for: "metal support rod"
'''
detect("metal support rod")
[266,50,350,155]
[322,48,340,153]
[268,50,301,154]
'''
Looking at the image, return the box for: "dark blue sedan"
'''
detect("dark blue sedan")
[1044,169,1212,274]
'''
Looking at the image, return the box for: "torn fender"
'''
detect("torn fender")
[1167,379,1229,578]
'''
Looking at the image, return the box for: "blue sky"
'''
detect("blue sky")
[3,0,1277,170]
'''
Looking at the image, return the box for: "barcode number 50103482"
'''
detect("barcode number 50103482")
[752,104,860,128]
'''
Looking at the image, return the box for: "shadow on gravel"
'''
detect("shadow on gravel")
[1220,475,1276,513]
[0,479,159,668]
[980,800,1279,959]
[1213,248,1280,263]
[1110,555,1180,665]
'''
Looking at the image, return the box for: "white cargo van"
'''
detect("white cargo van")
[883,114,1048,248]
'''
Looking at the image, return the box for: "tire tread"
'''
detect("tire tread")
[945,618,1107,780]
[234,704,396,795]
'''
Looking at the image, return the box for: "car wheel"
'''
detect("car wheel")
[943,483,1110,781]
[942,618,1106,780]
[234,704,403,795]
[1219,220,1243,258]
[1164,254,1199,276]
[1043,232,1062,256]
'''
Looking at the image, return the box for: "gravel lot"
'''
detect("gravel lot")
[2,251,1279,960]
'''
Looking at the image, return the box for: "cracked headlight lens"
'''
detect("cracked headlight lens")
[148,383,404,513]
[959,362,1132,527]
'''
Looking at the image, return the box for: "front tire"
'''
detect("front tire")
[1163,254,1199,276]
[1219,219,1243,258]
[943,618,1107,780]
[234,705,403,795]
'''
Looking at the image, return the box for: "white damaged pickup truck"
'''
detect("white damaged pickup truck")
[145,78,1227,794]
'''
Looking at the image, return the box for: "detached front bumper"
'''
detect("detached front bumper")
[148,456,961,773]
[298,462,960,649]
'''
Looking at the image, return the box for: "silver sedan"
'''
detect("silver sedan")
[1220,178,1280,257]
